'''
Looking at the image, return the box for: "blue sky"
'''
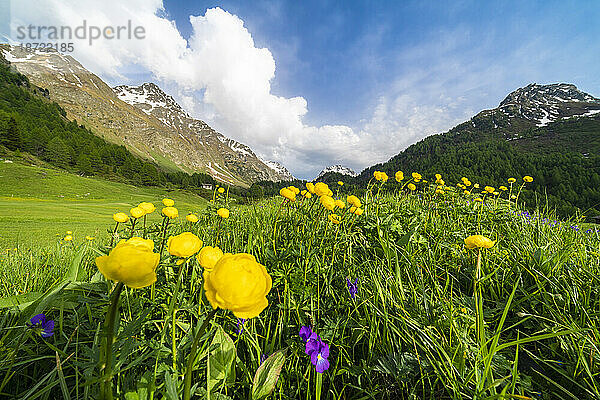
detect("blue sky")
[8,0,600,178]
[162,0,600,126]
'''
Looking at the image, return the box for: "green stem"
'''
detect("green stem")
[109,222,119,248]
[183,308,218,400]
[100,282,124,400]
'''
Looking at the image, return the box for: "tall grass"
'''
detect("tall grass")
[0,180,599,399]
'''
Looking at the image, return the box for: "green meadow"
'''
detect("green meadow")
[0,167,599,399]
[0,161,208,248]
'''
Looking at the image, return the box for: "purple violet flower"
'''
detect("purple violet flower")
[299,326,313,342]
[28,313,54,338]
[346,277,358,299]
[306,336,330,373]
[236,318,246,334]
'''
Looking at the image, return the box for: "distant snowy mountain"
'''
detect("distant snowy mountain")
[316,165,358,180]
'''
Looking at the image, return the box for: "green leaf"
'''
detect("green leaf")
[65,243,88,282]
[252,350,285,400]
[207,325,236,393]
[0,292,42,309]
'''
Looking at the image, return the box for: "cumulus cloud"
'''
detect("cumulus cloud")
[9,1,476,178]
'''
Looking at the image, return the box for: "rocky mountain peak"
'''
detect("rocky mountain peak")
[496,83,600,127]
[316,165,357,180]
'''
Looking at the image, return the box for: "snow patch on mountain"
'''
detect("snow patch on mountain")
[316,165,357,180]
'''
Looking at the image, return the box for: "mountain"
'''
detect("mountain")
[112,83,293,184]
[0,45,292,186]
[361,83,600,217]
[316,165,357,180]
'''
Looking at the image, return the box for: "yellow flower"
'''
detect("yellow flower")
[474,197,483,203]
[464,190,470,195]
[354,208,364,216]
[130,207,145,219]
[163,198,175,207]
[279,188,296,201]
[374,171,388,182]
[138,202,156,214]
[186,213,199,223]
[473,183,480,189]
[86,236,95,241]
[484,186,495,194]
[168,232,203,258]
[435,174,442,181]
[303,191,312,199]
[306,182,316,194]
[334,199,345,209]
[508,178,516,184]
[95,237,159,289]
[435,188,445,194]
[395,171,404,182]
[523,176,533,183]
[162,207,179,219]
[204,253,272,319]
[464,180,472,187]
[196,246,224,271]
[314,182,330,197]
[66,231,72,235]
[493,191,499,196]
[337,181,344,186]
[113,212,129,224]
[320,195,336,211]
[412,172,422,180]
[499,186,508,191]
[328,214,341,224]
[347,195,361,208]
[349,206,356,213]
[217,208,230,219]
[407,183,416,191]
[288,186,300,195]
[64,235,73,241]
[218,187,225,194]
[464,235,495,249]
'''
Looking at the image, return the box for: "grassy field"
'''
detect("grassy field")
[0,172,599,399]
[0,161,208,248]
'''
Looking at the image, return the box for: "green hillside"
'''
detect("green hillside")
[0,160,207,248]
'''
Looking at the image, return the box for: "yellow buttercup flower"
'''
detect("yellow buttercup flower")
[95,237,159,289]
[484,186,495,194]
[130,207,145,219]
[162,198,175,207]
[412,172,422,180]
[464,235,495,249]
[464,180,472,187]
[280,188,296,201]
[162,207,179,219]
[407,183,416,191]
[86,236,95,241]
[113,213,130,223]
[138,202,156,214]
[328,214,341,224]
[395,171,404,182]
[374,171,388,182]
[218,187,225,194]
[314,182,330,197]
[306,182,316,194]
[196,246,224,271]
[474,197,483,203]
[354,208,364,216]
[66,231,72,235]
[435,188,445,194]
[435,174,442,181]
[337,181,344,186]
[523,176,533,183]
[347,195,361,208]
[64,235,73,241]
[464,190,470,195]
[499,186,508,191]
[204,253,272,319]
[168,232,203,258]
[349,206,356,213]
[334,199,345,209]
[320,195,336,211]
[508,178,516,184]
[289,186,300,195]
[473,183,480,189]
[186,213,199,223]
[217,208,230,219]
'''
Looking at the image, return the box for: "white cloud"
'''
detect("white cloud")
[8,1,482,179]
